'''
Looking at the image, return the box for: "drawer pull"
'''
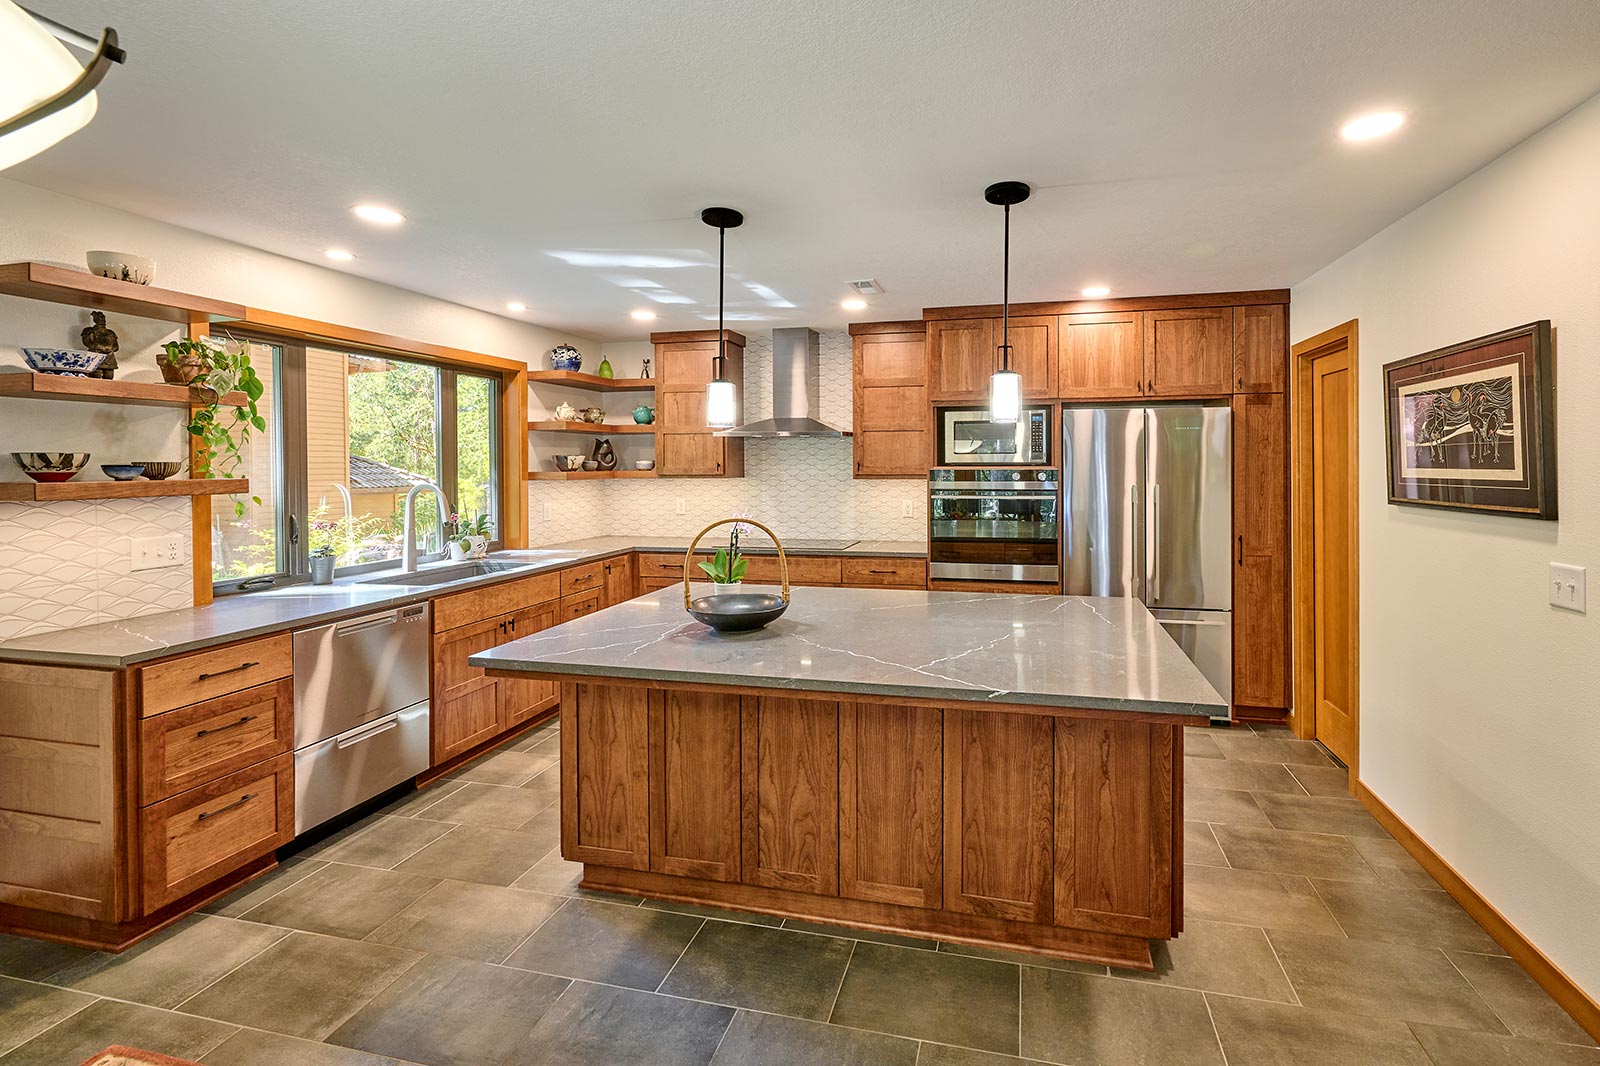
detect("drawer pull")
[868,569,896,574]
[197,793,255,821]
[197,661,259,682]
[196,714,257,738]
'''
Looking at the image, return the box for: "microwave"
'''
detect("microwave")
[937,406,1051,465]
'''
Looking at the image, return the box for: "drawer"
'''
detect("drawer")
[638,553,691,579]
[560,559,605,597]
[295,704,429,836]
[842,556,927,588]
[434,571,559,632]
[741,554,842,586]
[139,678,294,805]
[138,634,293,718]
[140,753,293,912]
[561,588,603,622]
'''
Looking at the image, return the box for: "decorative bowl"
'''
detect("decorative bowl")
[134,461,182,480]
[21,348,107,376]
[86,250,156,286]
[553,454,587,472]
[100,464,146,481]
[579,406,605,423]
[13,452,90,483]
[581,459,600,471]
[634,460,656,470]
[548,344,582,372]
[687,591,789,632]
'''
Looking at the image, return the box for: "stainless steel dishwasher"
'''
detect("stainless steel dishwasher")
[292,603,431,834]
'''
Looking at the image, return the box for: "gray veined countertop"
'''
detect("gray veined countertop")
[471,586,1227,717]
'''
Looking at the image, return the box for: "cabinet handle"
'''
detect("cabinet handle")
[868,569,896,574]
[498,621,506,634]
[197,793,255,822]
[1237,534,1244,566]
[509,617,517,632]
[196,714,256,738]
[197,661,258,682]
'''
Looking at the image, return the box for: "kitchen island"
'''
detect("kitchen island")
[472,586,1226,969]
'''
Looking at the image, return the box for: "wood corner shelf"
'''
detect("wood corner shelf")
[0,371,247,408]
[528,469,658,481]
[0,477,250,503]
[526,370,656,391]
[0,262,245,324]
[528,420,656,434]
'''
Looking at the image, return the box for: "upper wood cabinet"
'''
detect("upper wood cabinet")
[1144,307,1233,397]
[1057,311,1145,399]
[927,318,994,403]
[1233,304,1287,394]
[851,323,929,478]
[652,330,745,478]
[1007,316,1058,399]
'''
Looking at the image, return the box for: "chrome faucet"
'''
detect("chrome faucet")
[401,481,451,573]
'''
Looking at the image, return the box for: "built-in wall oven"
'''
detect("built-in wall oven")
[928,468,1061,584]
[938,406,1051,466]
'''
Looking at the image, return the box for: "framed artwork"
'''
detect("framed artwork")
[1383,320,1556,519]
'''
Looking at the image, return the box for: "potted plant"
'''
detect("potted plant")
[157,337,212,385]
[182,336,266,518]
[309,545,337,585]
[446,512,493,560]
[697,517,749,593]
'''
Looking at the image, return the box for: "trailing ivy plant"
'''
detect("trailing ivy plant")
[178,335,266,518]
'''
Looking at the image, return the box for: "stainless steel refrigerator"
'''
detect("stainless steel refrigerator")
[1061,406,1233,711]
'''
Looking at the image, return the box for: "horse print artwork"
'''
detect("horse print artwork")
[1384,321,1555,519]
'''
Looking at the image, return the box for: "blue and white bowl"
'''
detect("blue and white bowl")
[21,348,108,377]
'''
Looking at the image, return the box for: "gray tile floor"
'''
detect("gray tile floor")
[1,719,1594,1065]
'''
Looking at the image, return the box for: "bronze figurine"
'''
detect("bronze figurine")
[81,311,119,379]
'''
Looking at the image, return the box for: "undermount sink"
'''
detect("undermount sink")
[359,560,527,587]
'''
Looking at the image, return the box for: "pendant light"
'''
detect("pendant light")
[0,3,125,172]
[701,206,743,430]
[984,181,1031,424]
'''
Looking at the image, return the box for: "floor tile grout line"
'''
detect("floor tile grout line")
[1439,945,1519,1039]
[1,987,102,1052]
[704,1004,739,1064]
[1261,927,1303,1007]
[496,895,576,966]
[1201,992,1233,1066]
[213,858,328,922]
[651,917,708,995]
[1301,877,1354,939]
[822,939,858,1024]
[162,918,295,1013]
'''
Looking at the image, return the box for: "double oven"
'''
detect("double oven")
[928,406,1060,586]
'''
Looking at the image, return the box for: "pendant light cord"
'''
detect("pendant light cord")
[1000,203,1011,372]
[716,223,726,378]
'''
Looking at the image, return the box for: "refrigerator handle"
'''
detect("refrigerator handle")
[1151,484,1161,602]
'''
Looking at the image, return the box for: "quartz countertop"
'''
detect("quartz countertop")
[0,538,927,668]
[471,586,1226,717]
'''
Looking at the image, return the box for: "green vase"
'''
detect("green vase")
[597,358,614,379]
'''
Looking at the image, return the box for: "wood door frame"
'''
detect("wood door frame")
[1290,320,1359,789]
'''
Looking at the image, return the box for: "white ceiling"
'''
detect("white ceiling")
[11,0,1600,339]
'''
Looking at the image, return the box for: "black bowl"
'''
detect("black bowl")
[687,592,788,632]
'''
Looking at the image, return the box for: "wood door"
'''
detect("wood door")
[654,336,744,478]
[943,709,1053,923]
[741,695,839,895]
[1058,311,1145,400]
[839,703,942,908]
[1232,392,1290,709]
[1005,315,1058,399]
[502,603,559,728]
[1233,304,1287,394]
[659,433,724,477]
[1053,720,1173,938]
[1307,343,1357,765]
[650,689,742,881]
[655,340,720,388]
[602,554,636,605]
[431,616,510,762]
[928,318,994,402]
[1144,307,1232,397]
[561,683,650,869]
[854,329,929,478]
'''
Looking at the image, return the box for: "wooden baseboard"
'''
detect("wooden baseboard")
[1355,781,1600,1041]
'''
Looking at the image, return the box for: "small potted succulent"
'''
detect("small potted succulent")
[309,545,337,585]
[697,516,750,593]
[446,512,493,560]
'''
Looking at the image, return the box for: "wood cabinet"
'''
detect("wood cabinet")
[653,330,745,478]
[741,695,839,895]
[928,318,994,402]
[739,554,841,587]
[1232,392,1290,709]
[1007,315,1058,399]
[840,556,926,588]
[650,689,742,881]
[602,553,635,605]
[561,682,650,869]
[1233,304,1287,394]
[137,633,292,717]
[1144,307,1233,397]
[839,703,942,908]
[851,323,929,478]
[502,602,559,728]
[561,588,603,622]
[138,679,293,805]
[1058,311,1145,399]
[432,616,513,762]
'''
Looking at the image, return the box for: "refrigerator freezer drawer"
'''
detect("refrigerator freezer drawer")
[1149,609,1233,714]
[294,701,430,835]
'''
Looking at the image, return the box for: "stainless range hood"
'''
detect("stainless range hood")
[716,327,849,437]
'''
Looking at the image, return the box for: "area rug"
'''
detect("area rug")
[80,1048,205,1066]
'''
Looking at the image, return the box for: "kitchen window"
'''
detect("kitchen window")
[213,337,502,593]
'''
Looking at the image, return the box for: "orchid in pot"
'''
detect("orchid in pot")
[446,512,493,560]
[697,514,751,593]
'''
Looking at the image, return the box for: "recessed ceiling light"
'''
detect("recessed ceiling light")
[506,301,526,313]
[840,297,868,312]
[1081,285,1111,298]
[630,309,656,321]
[324,248,356,262]
[1340,111,1405,142]
[352,203,405,225]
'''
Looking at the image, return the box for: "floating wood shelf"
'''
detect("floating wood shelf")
[0,370,248,408]
[0,477,249,503]
[0,262,246,324]
[528,420,656,434]
[528,469,658,481]
[526,370,655,391]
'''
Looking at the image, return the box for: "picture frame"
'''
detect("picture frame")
[1383,320,1556,519]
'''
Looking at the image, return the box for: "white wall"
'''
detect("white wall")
[1292,93,1600,997]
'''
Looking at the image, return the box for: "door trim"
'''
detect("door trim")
[1290,320,1359,790]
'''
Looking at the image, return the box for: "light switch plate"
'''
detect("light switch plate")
[131,535,184,571]
[1550,562,1586,613]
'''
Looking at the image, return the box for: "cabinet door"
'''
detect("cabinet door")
[1235,553,1289,708]
[432,616,509,763]
[660,433,725,477]
[854,330,930,478]
[855,431,930,478]
[741,695,839,895]
[1144,307,1232,397]
[602,554,636,605]
[1005,315,1058,399]
[943,709,1053,922]
[655,340,719,388]
[1233,305,1286,394]
[503,603,559,728]
[928,319,994,403]
[655,339,743,478]
[839,703,942,908]
[650,689,742,881]
[1232,392,1290,709]
[561,683,650,869]
[1058,311,1145,400]
[855,331,926,388]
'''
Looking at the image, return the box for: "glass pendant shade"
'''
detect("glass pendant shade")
[989,368,1021,424]
[705,377,738,429]
[0,1,98,172]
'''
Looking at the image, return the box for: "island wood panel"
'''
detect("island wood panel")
[741,695,839,895]
[650,690,742,881]
[1053,719,1174,938]
[839,703,942,908]
[561,682,650,870]
[943,709,1054,923]
[1058,311,1145,399]
[1232,304,1287,394]
[1144,306,1233,398]
[137,679,293,806]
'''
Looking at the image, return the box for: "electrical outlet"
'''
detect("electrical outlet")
[131,535,184,571]
[901,500,914,518]
[542,499,554,522]
[1550,562,1586,613]
[675,497,687,515]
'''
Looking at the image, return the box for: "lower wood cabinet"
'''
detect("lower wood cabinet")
[650,689,742,881]
[560,683,650,869]
[602,554,635,606]
[502,603,559,728]
[839,702,942,908]
[741,695,839,895]
[433,615,515,762]
[138,679,293,805]
[560,588,603,622]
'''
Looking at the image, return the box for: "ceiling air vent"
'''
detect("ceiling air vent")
[847,278,884,295]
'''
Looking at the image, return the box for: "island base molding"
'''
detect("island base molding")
[583,866,1157,969]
